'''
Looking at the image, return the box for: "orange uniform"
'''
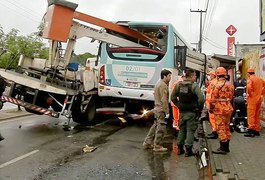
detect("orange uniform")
[246,74,265,132]
[210,78,234,142]
[206,78,217,131]
[171,78,184,130]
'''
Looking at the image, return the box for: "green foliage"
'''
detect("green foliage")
[0,24,95,69]
[71,52,96,66]
[0,26,48,69]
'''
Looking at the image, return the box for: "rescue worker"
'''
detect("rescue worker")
[209,67,234,154]
[171,74,186,134]
[171,68,204,157]
[0,75,5,141]
[143,69,172,152]
[205,70,218,139]
[244,68,265,137]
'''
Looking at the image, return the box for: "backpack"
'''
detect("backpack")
[175,81,197,111]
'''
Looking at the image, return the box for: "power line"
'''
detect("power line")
[204,0,209,11]
[203,36,226,49]
[12,0,41,17]
[202,0,218,38]
[5,1,40,19]
[0,1,40,23]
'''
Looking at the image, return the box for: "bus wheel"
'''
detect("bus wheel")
[72,95,96,125]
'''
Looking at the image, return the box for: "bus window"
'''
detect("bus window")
[174,45,187,70]
[106,46,165,62]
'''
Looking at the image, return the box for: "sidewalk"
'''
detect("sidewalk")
[205,121,265,180]
[0,108,32,121]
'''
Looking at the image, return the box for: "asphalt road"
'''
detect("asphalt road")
[0,114,200,180]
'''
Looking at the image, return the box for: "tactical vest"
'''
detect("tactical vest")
[175,81,198,111]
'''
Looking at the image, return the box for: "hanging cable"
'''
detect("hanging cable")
[0,1,40,23]
[203,36,226,50]
[12,0,41,17]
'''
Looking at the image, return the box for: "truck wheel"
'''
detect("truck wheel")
[72,95,96,125]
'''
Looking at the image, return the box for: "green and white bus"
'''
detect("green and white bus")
[96,21,207,115]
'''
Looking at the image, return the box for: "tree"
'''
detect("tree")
[0,25,96,69]
[71,52,96,66]
[0,27,48,69]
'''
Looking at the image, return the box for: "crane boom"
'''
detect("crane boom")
[71,21,145,47]
[43,0,157,45]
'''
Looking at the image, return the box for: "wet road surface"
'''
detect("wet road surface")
[0,114,200,179]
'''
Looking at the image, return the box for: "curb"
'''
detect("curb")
[0,109,32,121]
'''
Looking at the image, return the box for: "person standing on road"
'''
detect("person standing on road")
[209,67,234,154]
[171,74,186,135]
[244,68,265,137]
[0,75,6,141]
[205,70,218,139]
[171,68,204,157]
[143,69,172,152]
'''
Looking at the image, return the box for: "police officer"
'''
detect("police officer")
[171,68,204,157]
[143,69,172,152]
[209,67,234,154]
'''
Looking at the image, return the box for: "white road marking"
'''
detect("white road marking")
[0,149,39,169]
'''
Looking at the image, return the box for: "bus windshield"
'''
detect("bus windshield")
[106,25,168,61]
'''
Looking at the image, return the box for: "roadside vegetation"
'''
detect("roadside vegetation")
[0,25,95,69]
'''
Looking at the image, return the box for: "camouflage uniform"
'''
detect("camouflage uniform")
[210,78,234,142]
[171,80,204,156]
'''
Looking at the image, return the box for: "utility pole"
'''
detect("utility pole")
[190,9,206,53]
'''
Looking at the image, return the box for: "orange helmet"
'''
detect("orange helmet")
[247,68,255,73]
[216,67,226,76]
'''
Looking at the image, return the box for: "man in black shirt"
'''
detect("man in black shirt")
[234,70,247,97]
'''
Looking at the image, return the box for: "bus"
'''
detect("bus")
[95,21,207,115]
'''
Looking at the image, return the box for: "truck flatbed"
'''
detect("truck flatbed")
[0,69,77,95]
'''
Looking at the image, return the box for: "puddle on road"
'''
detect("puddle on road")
[144,150,171,179]
[25,123,62,135]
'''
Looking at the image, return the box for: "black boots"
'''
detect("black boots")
[254,131,260,136]
[226,140,230,153]
[0,133,4,141]
[177,145,185,155]
[207,131,218,139]
[185,145,194,157]
[212,141,229,154]
[177,145,194,157]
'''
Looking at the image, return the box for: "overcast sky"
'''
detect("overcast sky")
[0,0,261,55]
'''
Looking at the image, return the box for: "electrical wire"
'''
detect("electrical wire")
[203,36,226,50]
[0,1,40,23]
[203,0,218,38]
[12,0,41,17]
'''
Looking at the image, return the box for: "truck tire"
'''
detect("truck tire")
[72,95,96,125]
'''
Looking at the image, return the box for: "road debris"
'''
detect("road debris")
[83,145,98,153]
[118,117,127,123]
